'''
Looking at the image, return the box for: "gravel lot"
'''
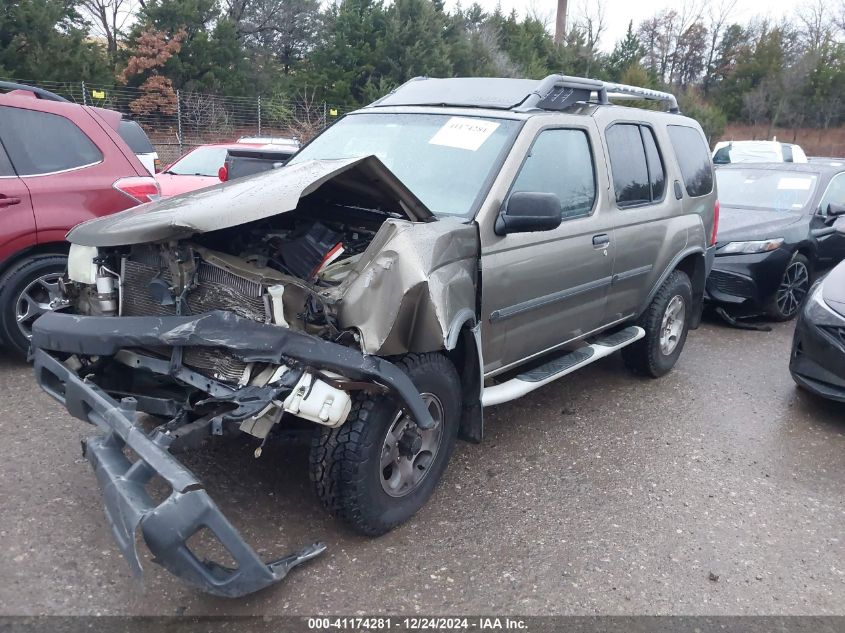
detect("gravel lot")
[0,318,843,616]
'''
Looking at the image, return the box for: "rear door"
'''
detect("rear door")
[0,141,35,265]
[602,121,685,322]
[480,121,615,373]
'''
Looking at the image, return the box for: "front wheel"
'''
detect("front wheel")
[766,253,811,321]
[309,352,461,536]
[623,270,693,378]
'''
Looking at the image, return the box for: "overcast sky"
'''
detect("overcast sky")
[445,0,806,52]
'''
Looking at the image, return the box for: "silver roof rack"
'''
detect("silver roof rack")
[601,82,680,114]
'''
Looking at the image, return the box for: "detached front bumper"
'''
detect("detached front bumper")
[31,310,436,597]
[34,348,326,597]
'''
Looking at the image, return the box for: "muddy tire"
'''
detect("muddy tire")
[0,255,68,359]
[309,352,461,536]
[623,270,692,378]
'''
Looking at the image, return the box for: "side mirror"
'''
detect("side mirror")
[827,202,845,217]
[495,191,562,236]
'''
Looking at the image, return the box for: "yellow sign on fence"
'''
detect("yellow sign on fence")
[329,108,338,116]
[91,89,105,99]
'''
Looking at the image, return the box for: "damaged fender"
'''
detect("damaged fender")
[333,217,479,355]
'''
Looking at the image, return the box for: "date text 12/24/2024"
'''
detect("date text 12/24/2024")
[307,618,528,630]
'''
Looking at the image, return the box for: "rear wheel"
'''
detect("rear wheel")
[623,270,692,378]
[309,352,461,536]
[766,253,811,322]
[0,255,69,359]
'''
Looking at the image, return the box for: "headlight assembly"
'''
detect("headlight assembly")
[718,238,784,255]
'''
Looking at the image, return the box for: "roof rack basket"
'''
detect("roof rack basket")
[520,75,680,114]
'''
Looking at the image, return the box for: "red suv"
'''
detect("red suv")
[0,82,159,357]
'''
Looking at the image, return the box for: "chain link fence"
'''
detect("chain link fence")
[1,79,352,164]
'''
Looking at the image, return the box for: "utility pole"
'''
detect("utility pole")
[554,0,568,44]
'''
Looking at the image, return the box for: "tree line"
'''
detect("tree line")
[2,0,845,142]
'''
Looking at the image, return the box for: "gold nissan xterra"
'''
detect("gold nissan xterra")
[31,75,718,596]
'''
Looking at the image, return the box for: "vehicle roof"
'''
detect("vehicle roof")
[364,75,682,118]
[716,162,845,176]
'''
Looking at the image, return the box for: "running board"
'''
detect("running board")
[481,326,645,406]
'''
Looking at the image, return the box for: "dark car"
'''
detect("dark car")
[0,81,158,357]
[218,145,297,182]
[790,220,845,402]
[707,163,845,321]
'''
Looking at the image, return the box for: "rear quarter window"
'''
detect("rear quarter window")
[118,120,155,154]
[0,106,102,175]
[667,125,714,197]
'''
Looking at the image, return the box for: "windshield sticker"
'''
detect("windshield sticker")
[429,117,500,151]
[777,177,813,191]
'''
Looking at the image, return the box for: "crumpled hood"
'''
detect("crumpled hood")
[68,156,434,247]
[716,206,804,244]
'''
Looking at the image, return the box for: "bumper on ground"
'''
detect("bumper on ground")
[30,310,438,596]
[34,348,325,597]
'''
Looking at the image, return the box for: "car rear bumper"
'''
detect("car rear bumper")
[789,286,845,403]
[33,348,326,597]
[704,248,792,314]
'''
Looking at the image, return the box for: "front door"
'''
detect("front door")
[480,125,615,375]
[0,139,35,261]
[816,172,845,264]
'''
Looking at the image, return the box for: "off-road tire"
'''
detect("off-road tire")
[622,270,692,378]
[0,255,68,359]
[765,253,811,322]
[309,352,461,536]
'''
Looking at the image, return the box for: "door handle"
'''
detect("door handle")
[0,195,21,208]
[593,233,610,256]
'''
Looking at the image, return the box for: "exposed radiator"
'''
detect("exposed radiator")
[121,254,269,383]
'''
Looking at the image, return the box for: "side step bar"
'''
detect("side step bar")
[481,326,645,406]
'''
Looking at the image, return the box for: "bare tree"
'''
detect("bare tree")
[573,0,606,53]
[795,0,832,54]
[79,0,137,59]
[703,0,737,94]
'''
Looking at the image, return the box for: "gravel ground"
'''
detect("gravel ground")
[0,318,842,615]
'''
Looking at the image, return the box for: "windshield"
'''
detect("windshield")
[166,146,228,177]
[715,169,819,212]
[289,112,520,217]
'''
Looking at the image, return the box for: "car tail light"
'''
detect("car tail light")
[218,165,228,182]
[711,199,720,246]
[113,176,160,204]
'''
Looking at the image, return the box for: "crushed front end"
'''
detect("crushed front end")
[30,157,476,597]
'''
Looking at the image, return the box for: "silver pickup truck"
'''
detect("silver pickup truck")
[30,75,718,597]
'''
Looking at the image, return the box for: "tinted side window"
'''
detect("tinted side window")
[606,124,650,207]
[0,106,102,176]
[667,125,714,197]
[641,126,665,201]
[118,120,155,153]
[510,128,596,220]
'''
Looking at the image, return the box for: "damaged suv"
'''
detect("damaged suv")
[31,75,718,597]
